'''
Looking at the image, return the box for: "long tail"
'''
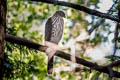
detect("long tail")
[47,55,54,74]
[45,41,59,74]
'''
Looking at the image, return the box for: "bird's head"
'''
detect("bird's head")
[55,11,65,17]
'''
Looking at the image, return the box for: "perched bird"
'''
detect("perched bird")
[45,11,65,74]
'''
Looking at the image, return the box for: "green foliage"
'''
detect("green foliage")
[4,43,47,79]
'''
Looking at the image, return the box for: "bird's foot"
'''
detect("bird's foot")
[45,41,60,57]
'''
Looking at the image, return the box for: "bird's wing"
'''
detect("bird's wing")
[45,17,52,41]
[50,17,64,44]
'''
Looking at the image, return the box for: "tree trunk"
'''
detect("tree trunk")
[0,0,6,79]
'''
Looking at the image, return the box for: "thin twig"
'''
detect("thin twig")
[108,0,119,14]
[88,19,105,34]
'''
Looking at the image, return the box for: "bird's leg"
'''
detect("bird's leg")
[45,41,60,74]
[45,41,59,56]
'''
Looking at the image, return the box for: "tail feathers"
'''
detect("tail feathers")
[45,41,59,74]
[47,55,54,74]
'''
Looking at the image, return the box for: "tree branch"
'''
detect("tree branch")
[108,0,118,14]
[88,0,118,34]
[105,60,120,68]
[5,34,47,52]
[30,0,120,22]
[5,34,120,78]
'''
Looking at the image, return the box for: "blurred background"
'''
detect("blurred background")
[5,0,120,80]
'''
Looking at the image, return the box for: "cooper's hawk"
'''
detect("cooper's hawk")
[45,11,65,74]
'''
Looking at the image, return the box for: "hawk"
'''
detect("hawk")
[45,11,65,74]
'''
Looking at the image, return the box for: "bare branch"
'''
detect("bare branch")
[30,0,120,22]
[88,18,105,34]
[108,0,119,14]
[5,34,47,52]
[105,60,120,67]
[88,0,118,34]
[5,34,120,78]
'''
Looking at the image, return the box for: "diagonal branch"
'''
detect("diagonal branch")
[105,60,120,68]
[88,18,105,34]
[5,34,120,78]
[30,0,120,22]
[88,0,119,34]
[108,0,119,14]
